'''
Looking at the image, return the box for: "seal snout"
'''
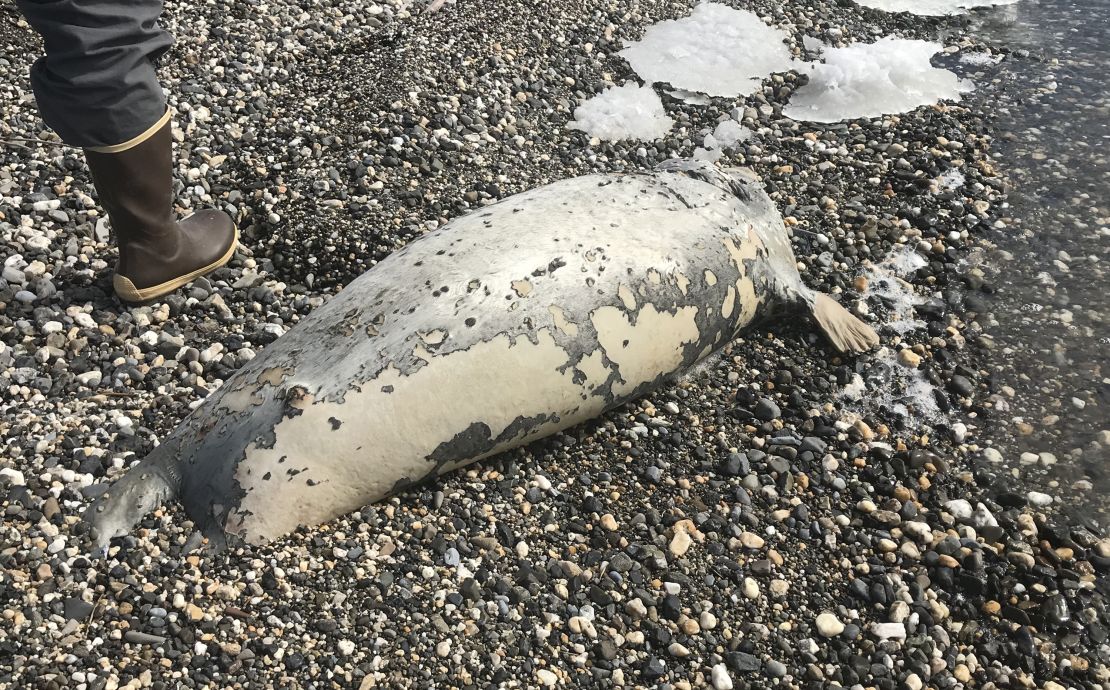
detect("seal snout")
[85,463,178,551]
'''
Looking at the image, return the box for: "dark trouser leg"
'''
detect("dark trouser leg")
[15,0,238,304]
[15,0,173,149]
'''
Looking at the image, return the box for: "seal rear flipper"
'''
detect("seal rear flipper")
[811,293,880,354]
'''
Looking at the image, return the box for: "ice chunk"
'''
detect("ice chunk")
[852,0,1020,16]
[960,51,1003,66]
[938,169,965,190]
[567,83,675,141]
[693,119,753,162]
[802,35,825,55]
[784,37,974,123]
[693,147,722,162]
[620,3,795,98]
[711,120,752,148]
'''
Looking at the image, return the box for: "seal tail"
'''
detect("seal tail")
[811,293,880,354]
[84,457,179,554]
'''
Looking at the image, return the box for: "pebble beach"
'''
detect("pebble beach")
[1,0,1107,688]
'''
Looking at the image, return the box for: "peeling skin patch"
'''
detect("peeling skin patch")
[722,285,737,319]
[674,271,690,295]
[549,305,580,337]
[574,350,610,394]
[724,232,762,266]
[618,283,637,311]
[511,279,534,297]
[592,303,701,397]
[227,330,607,542]
[735,277,760,325]
[704,269,718,286]
[117,163,817,547]
[257,367,290,387]
[420,329,447,345]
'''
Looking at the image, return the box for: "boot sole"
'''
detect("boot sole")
[114,226,240,304]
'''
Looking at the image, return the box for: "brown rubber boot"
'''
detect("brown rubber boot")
[84,119,238,304]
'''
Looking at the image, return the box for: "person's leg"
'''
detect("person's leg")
[16,0,237,304]
[17,0,173,148]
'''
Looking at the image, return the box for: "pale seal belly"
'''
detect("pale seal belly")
[86,160,878,549]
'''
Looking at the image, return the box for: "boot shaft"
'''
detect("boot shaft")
[84,119,181,278]
[82,118,238,303]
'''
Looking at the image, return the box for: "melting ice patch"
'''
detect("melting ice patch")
[865,245,929,334]
[840,246,943,423]
[842,347,943,422]
[693,119,753,161]
[784,37,974,123]
[937,168,965,190]
[567,84,674,141]
[960,51,1004,66]
[620,3,795,98]
[852,0,1020,16]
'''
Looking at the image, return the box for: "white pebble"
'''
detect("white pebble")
[902,521,932,541]
[0,468,26,486]
[871,622,907,639]
[951,422,967,443]
[981,447,1003,463]
[944,499,973,519]
[711,663,733,690]
[742,577,759,599]
[669,530,693,557]
[667,642,690,657]
[1026,491,1053,507]
[815,611,845,637]
[535,669,558,687]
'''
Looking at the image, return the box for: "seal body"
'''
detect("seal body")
[87,161,877,548]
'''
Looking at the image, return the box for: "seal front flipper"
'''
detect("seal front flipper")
[810,292,880,354]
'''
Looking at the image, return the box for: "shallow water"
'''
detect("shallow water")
[955,0,1109,525]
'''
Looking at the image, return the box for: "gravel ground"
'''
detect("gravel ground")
[1,0,1107,689]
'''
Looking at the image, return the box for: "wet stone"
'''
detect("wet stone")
[726,651,761,672]
[753,398,781,421]
[609,552,634,572]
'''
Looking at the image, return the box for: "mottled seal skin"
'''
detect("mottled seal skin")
[86,160,877,550]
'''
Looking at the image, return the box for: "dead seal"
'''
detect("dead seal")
[86,160,877,549]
